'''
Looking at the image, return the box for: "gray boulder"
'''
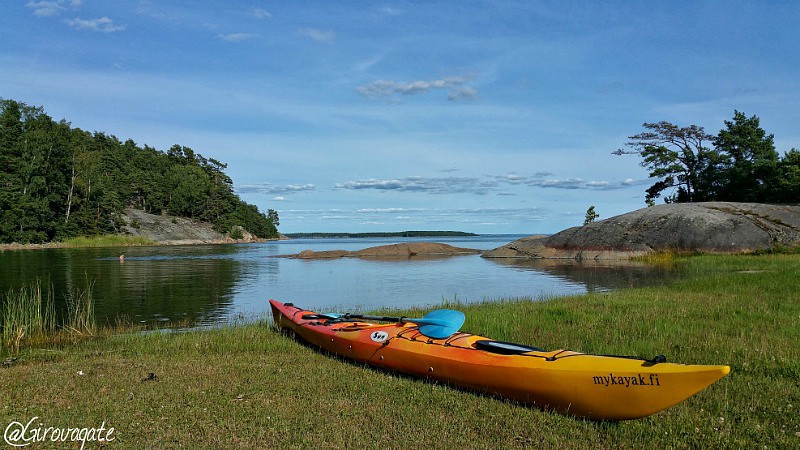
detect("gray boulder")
[484,202,800,260]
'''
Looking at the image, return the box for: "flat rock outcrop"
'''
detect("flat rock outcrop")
[484,202,800,260]
[281,242,481,259]
[120,209,261,244]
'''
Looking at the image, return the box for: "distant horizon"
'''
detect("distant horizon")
[281,230,531,237]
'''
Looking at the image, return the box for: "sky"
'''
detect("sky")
[2,1,798,234]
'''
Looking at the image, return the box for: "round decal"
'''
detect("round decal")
[370,331,389,343]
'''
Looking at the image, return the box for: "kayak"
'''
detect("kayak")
[269,300,730,420]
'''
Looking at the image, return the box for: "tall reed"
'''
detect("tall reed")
[65,280,96,336]
[1,281,56,352]
[1,279,96,354]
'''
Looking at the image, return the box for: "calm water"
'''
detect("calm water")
[0,236,675,327]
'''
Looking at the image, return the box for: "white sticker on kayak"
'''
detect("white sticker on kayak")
[370,331,389,343]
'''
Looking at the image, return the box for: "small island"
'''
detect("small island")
[277,242,482,259]
[283,231,477,239]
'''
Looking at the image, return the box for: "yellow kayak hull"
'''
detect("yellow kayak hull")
[270,300,730,420]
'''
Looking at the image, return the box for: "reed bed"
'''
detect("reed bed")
[60,235,155,248]
[1,281,55,352]
[1,280,97,353]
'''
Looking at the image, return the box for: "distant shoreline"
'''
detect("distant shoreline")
[283,231,478,239]
[0,236,277,252]
[0,231,489,252]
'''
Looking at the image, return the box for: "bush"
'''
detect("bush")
[229,226,244,240]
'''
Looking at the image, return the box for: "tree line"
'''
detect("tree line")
[0,99,279,244]
[615,111,799,205]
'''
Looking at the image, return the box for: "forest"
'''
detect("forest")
[0,99,279,244]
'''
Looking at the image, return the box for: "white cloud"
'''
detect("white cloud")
[281,206,550,228]
[335,176,491,195]
[26,1,66,17]
[218,33,257,42]
[298,28,335,44]
[356,76,478,102]
[356,208,418,213]
[333,174,642,195]
[238,183,316,194]
[379,6,403,16]
[448,86,478,101]
[252,8,271,19]
[65,17,126,32]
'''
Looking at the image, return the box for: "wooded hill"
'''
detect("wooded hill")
[0,99,279,244]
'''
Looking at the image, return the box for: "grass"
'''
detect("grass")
[1,254,798,448]
[1,235,157,251]
[60,235,155,248]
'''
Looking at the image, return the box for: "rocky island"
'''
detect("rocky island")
[484,202,800,260]
[278,242,482,260]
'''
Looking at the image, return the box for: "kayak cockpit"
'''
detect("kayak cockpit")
[473,339,547,355]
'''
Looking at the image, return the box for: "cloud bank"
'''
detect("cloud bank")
[299,28,336,44]
[64,17,126,32]
[218,33,258,42]
[282,206,550,227]
[335,174,645,195]
[237,183,316,195]
[356,76,477,101]
[26,0,81,17]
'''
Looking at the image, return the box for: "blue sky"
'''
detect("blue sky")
[2,1,798,233]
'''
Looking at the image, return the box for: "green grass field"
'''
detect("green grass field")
[1,255,798,448]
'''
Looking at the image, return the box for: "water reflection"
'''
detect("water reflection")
[485,258,676,293]
[1,245,248,326]
[0,237,676,328]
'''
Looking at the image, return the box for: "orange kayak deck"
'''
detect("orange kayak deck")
[270,300,730,420]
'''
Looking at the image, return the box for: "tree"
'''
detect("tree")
[267,209,280,227]
[713,111,780,202]
[0,99,24,241]
[1,100,72,242]
[614,121,717,203]
[777,149,800,204]
[583,206,599,225]
[617,111,799,206]
[167,165,212,218]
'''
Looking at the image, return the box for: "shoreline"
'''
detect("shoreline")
[0,236,283,252]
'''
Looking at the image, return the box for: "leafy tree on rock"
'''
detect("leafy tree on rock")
[583,206,599,225]
[613,121,717,203]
